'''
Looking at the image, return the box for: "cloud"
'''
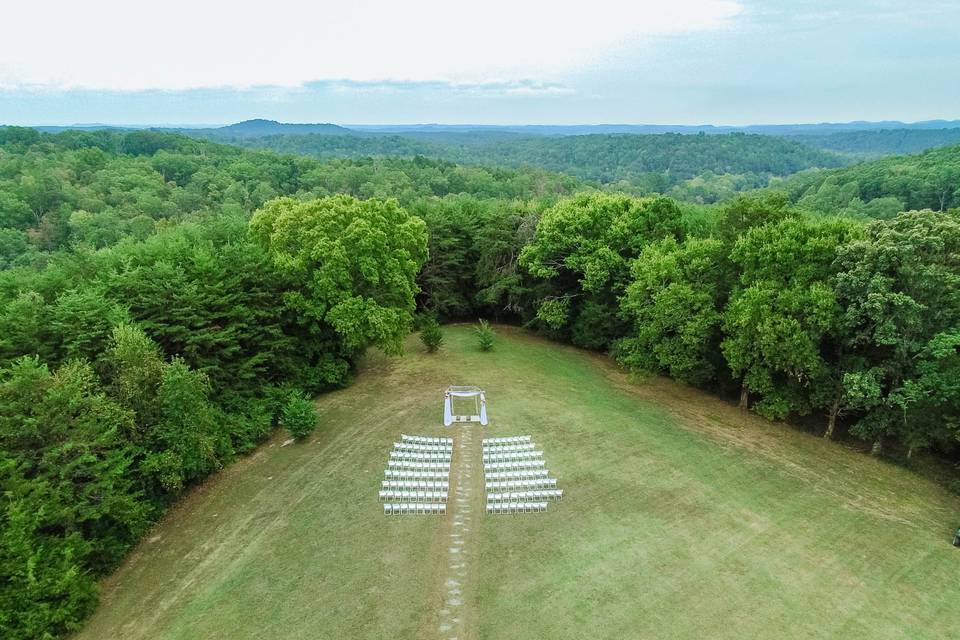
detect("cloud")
[0,0,743,91]
[310,79,574,97]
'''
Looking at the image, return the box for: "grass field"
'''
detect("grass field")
[75,325,960,640]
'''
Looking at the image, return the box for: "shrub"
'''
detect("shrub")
[282,391,318,440]
[476,319,495,352]
[420,318,443,353]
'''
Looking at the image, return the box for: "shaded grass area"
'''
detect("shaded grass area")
[76,326,960,639]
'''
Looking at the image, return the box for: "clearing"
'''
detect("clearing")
[75,325,960,640]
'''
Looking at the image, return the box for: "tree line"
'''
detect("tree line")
[781,142,960,217]
[419,192,960,463]
[790,127,960,158]
[190,130,848,195]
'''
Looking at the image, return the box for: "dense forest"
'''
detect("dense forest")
[194,130,848,197]
[780,143,960,217]
[1,126,959,639]
[791,128,960,157]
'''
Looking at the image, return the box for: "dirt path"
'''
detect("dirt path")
[428,424,482,640]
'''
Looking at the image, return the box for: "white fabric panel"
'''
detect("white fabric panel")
[443,395,453,426]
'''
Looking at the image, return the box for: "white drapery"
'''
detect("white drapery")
[443,386,488,426]
[443,393,454,426]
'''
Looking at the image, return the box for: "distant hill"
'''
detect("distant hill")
[790,128,960,157]
[348,120,960,136]
[182,119,354,138]
[206,130,849,193]
[14,118,960,139]
[29,124,137,133]
[781,142,960,216]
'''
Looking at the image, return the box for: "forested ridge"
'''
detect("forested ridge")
[780,142,960,218]
[193,130,848,197]
[792,128,960,158]
[1,126,959,639]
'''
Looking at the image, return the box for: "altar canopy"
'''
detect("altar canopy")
[443,386,488,426]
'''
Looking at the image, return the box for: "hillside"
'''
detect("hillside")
[209,130,848,192]
[782,142,960,216]
[0,127,581,258]
[75,326,960,640]
[181,119,352,138]
[347,120,960,136]
[793,128,960,158]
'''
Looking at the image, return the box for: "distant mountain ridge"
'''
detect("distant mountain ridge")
[13,118,960,138]
[789,128,960,157]
[10,118,960,161]
[781,141,960,214]
[347,120,960,136]
[19,119,354,136]
[186,119,353,138]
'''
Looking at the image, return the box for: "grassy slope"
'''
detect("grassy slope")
[76,326,960,640]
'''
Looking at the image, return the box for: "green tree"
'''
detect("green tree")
[102,324,165,430]
[721,217,860,420]
[618,237,731,384]
[0,493,98,640]
[49,288,130,365]
[520,193,685,348]
[0,292,54,363]
[420,317,443,353]
[142,359,227,493]
[412,196,484,319]
[716,192,795,244]
[521,193,686,294]
[834,210,960,455]
[476,319,496,352]
[249,195,428,356]
[887,330,960,456]
[282,391,318,440]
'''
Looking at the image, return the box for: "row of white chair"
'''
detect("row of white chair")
[482,443,535,453]
[388,460,450,471]
[482,436,531,444]
[488,489,563,501]
[402,434,452,445]
[393,443,452,453]
[482,451,543,462]
[486,478,557,491]
[390,451,452,462]
[379,490,448,502]
[384,470,448,480]
[384,502,447,515]
[484,469,549,480]
[382,480,449,491]
[484,460,545,471]
[486,501,548,514]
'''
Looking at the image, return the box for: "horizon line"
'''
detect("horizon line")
[8,117,960,130]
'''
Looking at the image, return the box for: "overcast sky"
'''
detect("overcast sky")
[2,0,958,125]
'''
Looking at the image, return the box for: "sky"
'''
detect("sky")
[1,0,958,126]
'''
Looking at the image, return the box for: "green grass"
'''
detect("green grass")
[75,325,960,640]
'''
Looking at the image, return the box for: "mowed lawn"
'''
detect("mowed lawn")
[76,326,960,640]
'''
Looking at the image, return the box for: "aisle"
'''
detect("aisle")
[431,424,482,640]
